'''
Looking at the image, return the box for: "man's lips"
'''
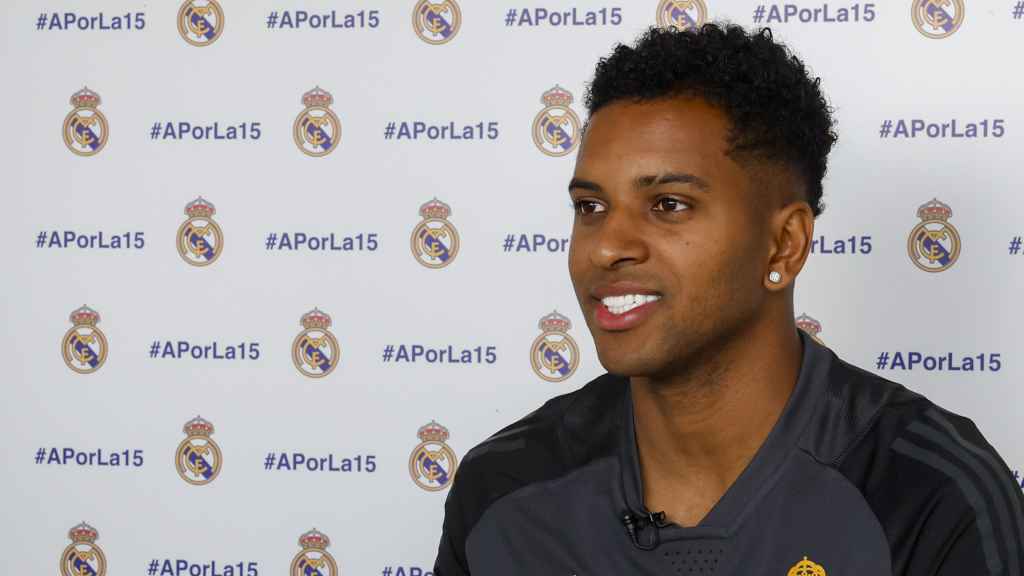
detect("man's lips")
[594,298,660,331]
[590,282,661,300]
[589,282,662,332]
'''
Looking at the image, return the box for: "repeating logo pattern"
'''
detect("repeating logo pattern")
[532,85,582,157]
[62,305,108,374]
[908,198,961,273]
[175,416,222,485]
[657,0,708,31]
[911,0,965,39]
[788,556,827,576]
[63,87,108,156]
[796,314,825,345]
[292,308,341,378]
[412,0,462,44]
[409,420,457,491]
[61,522,107,576]
[177,197,223,267]
[291,529,339,576]
[411,198,460,269]
[530,311,580,382]
[294,87,342,157]
[178,0,225,46]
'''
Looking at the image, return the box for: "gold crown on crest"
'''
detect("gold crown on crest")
[302,86,334,108]
[417,420,450,443]
[538,310,571,332]
[69,305,101,326]
[300,308,332,330]
[184,197,216,219]
[183,415,215,437]
[419,198,451,220]
[788,556,827,576]
[298,528,331,550]
[68,522,99,544]
[541,85,573,107]
[916,198,953,222]
[70,87,101,108]
[795,314,821,336]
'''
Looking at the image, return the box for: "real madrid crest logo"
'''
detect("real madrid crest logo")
[413,0,462,45]
[908,198,961,273]
[788,556,827,576]
[657,0,708,32]
[61,522,107,576]
[63,87,108,156]
[175,415,222,486]
[795,314,824,345]
[294,87,342,157]
[912,0,964,39]
[530,311,580,382]
[293,308,341,378]
[410,420,458,491]
[178,0,225,47]
[533,85,582,158]
[62,305,108,374]
[411,198,460,269]
[291,529,340,576]
[177,197,223,267]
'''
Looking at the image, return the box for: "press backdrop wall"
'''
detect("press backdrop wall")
[3,1,1022,575]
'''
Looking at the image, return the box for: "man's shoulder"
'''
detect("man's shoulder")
[457,371,627,487]
[807,346,1011,492]
[445,372,627,527]
[811,348,1023,574]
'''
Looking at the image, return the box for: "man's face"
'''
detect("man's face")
[568,97,775,378]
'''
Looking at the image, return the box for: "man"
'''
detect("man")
[434,23,1023,575]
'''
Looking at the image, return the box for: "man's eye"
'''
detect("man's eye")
[653,197,689,212]
[574,200,606,215]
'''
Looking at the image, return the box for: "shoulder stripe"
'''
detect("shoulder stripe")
[891,437,1002,575]
[907,419,1021,575]
[926,409,1024,544]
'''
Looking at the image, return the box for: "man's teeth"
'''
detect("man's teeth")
[601,294,661,315]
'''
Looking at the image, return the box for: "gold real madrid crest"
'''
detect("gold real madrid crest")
[178,0,225,46]
[294,86,342,157]
[177,197,223,267]
[176,415,222,485]
[533,85,581,157]
[291,529,339,576]
[411,198,460,269]
[61,522,107,576]
[908,198,960,273]
[63,87,108,156]
[911,0,964,39]
[410,420,458,491]
[62,305,108,374]
[292,308,341,378]
[657,0,707,31]
[530,311,580,382]
[795,313,825,345]
[412,0,461,44]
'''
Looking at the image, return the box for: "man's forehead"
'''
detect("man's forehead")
[579,98,731,158]
[574,100,732,182]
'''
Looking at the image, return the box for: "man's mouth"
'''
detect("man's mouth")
[600,294,662,315]
[591,285,663,331]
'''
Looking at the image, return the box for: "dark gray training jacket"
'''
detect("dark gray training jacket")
[434,330,1024,575]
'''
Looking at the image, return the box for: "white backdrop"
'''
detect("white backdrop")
[2,1,1022,575]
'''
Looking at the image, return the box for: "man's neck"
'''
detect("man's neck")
[629,316,803,526]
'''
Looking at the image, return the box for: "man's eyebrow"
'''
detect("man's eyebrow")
[568,178,602,193]
[636,172,711,191]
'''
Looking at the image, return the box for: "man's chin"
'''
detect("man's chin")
[594,347,666,378]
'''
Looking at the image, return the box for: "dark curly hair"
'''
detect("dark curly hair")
[585,23,836,216]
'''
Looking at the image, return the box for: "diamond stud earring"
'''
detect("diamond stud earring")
[768,271,782,284]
